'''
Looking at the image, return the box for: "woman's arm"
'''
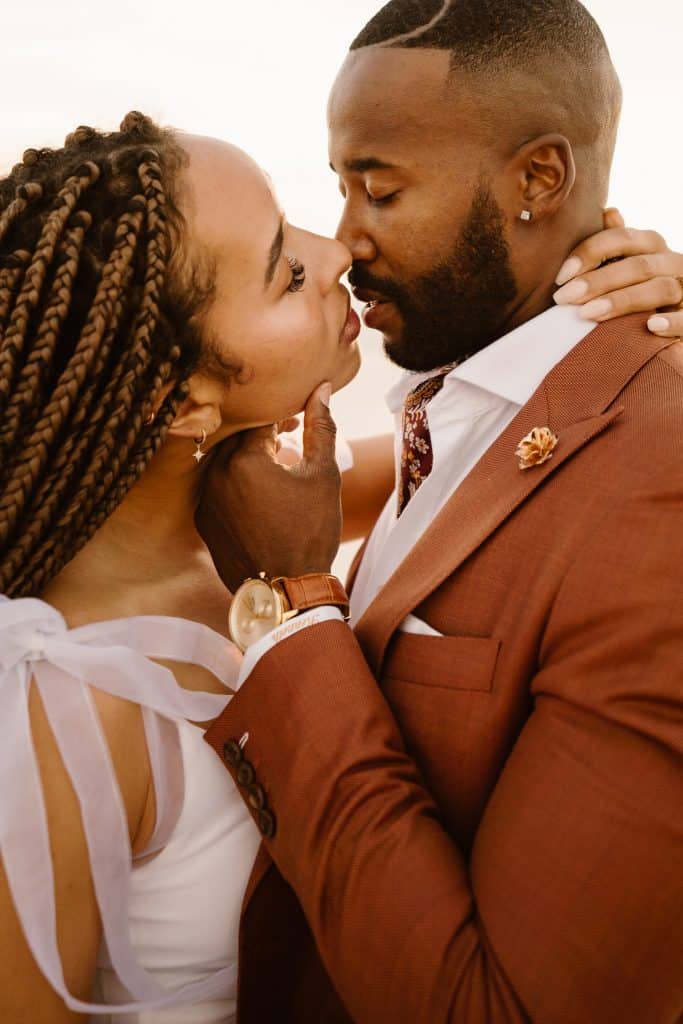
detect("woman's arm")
[0,685,151,1021]
[342,435,394,541]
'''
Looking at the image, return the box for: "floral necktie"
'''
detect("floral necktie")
[397,369,451,517]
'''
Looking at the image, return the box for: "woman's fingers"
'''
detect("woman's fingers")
[602,207,626,231]
[558,279,683,324]
[553,218,683,334]
[555,227,669,285]
[554,252,683,312]
[647,310,683,338]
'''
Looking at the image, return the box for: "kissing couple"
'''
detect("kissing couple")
[0,1,681,1022]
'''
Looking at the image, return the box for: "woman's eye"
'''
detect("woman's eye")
[287,256,306,293]
[367,191,397,207]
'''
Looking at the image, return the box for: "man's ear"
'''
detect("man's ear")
[167,374,223,441]
[511,133,576,221]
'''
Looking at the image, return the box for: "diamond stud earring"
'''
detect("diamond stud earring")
[520,210,532,222]
[193,428,207,463]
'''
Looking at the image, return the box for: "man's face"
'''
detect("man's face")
[328,47,517,371]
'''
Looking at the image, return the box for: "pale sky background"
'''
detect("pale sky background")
[3,0,682,444]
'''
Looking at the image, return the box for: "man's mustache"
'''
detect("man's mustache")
[348,265,405,305]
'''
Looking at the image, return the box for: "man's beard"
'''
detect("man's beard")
[350,182,518,372]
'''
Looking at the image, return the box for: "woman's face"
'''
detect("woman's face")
[179,135,361,435]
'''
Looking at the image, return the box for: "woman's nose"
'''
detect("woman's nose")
[318,236,353,292]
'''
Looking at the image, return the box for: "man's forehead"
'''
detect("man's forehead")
[330,48,450,119]
[328,47,477,159]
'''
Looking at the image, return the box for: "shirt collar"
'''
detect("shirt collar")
[386,304,596,414]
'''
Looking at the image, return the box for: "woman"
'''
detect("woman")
[0,113,680,1022]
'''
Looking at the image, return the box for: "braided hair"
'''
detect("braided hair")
[0,112,216,597]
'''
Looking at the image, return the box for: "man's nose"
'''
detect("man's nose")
[335,207,376,263]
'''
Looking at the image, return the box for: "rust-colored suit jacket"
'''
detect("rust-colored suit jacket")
[205,315,683,1024]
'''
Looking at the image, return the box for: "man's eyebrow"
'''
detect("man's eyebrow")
[265,218,284,288]
[329,157,397,174]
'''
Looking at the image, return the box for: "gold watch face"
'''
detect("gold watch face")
[229,578,284,652]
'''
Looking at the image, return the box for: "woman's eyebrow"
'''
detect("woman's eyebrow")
[265,218,285,288]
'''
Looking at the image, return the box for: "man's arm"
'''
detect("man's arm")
[205,470,683,1024]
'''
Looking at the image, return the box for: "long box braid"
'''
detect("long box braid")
[0,113,215,597]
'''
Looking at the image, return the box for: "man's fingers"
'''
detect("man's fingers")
[554,253,683,310]
[277,416,301,435]
[238,422,280,456]
[555,227,669,285]
[647,310,683,338]
[301,382,337,467]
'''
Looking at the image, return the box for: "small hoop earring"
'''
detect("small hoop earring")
[520,210,532,222]
[192,428,207,464]
[143,411,156,426]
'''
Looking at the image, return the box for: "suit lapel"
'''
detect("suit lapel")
[354,316,675,675]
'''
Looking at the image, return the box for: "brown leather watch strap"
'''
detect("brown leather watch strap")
[273,573,350,618]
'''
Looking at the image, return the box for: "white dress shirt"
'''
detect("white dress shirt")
[236,304,596,684]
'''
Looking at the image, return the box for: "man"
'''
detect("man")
[198,2,683,1021]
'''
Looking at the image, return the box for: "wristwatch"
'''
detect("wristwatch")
[228,571,350,652]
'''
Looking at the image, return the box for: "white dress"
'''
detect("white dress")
[0,596,261,1022]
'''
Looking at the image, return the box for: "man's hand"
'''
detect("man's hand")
[553,208,683,337]
[196,383,342,593]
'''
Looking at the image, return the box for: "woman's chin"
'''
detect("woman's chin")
[332,346,363,394]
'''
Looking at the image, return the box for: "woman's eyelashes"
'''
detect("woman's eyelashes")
[287,256,306,293]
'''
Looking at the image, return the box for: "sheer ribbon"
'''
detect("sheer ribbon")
[0,595,242,1015]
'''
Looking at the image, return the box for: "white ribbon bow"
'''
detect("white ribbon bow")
[0,595,242,1015]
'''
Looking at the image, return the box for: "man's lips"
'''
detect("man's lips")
[351,286,395,306]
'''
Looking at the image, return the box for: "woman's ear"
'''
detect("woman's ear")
[167,374,223,440]
[511,133,576,222]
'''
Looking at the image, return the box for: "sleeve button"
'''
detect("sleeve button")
[222,741,243,767]
[258,808,276,839]
[247,783,266,810]
[237,760,256,787]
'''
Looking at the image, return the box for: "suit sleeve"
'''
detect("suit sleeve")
[205,473,683,1024]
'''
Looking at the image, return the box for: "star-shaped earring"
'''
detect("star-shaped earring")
[193,428,207,463]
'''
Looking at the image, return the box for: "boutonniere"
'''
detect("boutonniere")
[516,426,559,470]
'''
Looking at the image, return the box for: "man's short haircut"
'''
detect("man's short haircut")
[349,0,622,200]
[350,0,611,75]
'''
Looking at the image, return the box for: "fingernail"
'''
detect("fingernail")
[553,279,589,305]
[319,383,332,408]
[580,298,612,321]
[648,315,670,333]
[555,257,582,286]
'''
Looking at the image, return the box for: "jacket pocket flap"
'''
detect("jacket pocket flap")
[383,632,501,692]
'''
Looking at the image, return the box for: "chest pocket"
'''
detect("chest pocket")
[382,631,501,692]
[380,631,504,847]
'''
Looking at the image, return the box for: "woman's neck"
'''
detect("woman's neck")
[42,444,223,617]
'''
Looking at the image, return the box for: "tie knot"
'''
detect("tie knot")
[404,366,455,414]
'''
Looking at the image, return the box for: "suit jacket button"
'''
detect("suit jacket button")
[247,783,266,810]
[237,760,255,787]
[258,809,276,839]
[223,741,243,767]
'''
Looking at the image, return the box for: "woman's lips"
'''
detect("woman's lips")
[340,305,361,345]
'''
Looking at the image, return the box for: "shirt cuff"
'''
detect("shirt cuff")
[236,606,346,688]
